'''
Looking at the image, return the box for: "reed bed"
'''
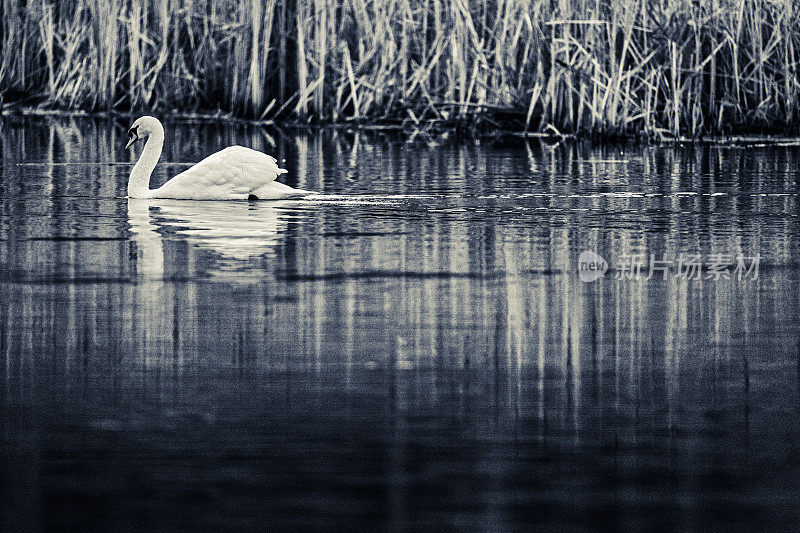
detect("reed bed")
[1,0,799,136]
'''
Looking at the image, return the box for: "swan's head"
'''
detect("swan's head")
[126,116,163,149]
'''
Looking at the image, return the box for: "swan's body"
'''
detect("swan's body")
[126,116,310,200]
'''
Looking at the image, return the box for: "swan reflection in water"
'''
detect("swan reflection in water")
[127,198,294,279]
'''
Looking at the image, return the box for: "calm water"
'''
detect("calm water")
[2,116,800,530]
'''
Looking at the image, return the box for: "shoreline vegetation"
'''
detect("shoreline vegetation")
[2,1,800,141]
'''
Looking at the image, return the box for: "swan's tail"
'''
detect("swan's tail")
[251,180,314,200]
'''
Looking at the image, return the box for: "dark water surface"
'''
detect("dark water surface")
[2,116,800,530]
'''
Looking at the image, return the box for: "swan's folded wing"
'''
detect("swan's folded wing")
[154,146,288,200]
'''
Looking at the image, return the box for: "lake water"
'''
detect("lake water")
[1,115,800,529]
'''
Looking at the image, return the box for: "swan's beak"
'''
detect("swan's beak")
[125,128,139,149]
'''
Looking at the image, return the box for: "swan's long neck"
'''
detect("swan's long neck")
[128,125,164,198]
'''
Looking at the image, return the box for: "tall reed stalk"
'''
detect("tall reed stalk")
[2,0,800,136]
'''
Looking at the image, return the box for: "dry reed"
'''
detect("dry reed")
[2,0,800,136]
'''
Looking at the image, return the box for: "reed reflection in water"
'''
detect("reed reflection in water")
[1,116,800,529]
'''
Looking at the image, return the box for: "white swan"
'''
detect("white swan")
[125,116,311,200]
